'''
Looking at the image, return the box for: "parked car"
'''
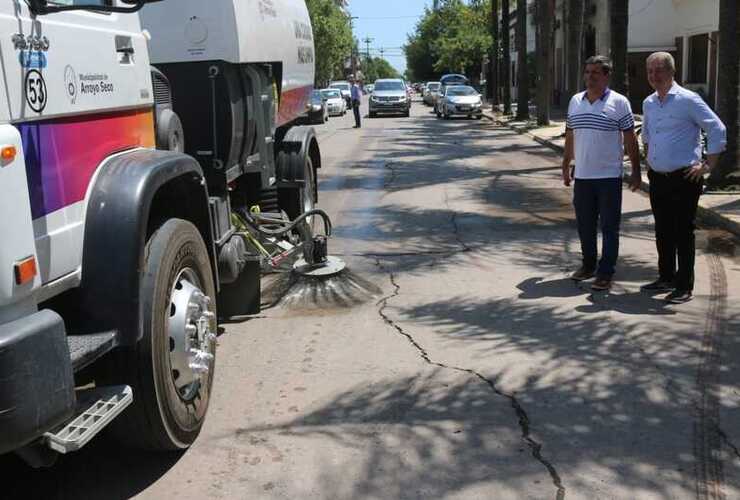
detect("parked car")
[305,90,329,124]
[329,81,352,108]
[423,81,441,106]
[369,78,411,118]
[320,88,347,116]
[436,85,483,119]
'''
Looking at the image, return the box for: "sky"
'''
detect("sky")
[347,0,432,75]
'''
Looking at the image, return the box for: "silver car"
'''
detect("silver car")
[436,85,483,119]
[423,81,441,106]
[369,79,410,118]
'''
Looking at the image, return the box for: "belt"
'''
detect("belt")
[648,166,690,177]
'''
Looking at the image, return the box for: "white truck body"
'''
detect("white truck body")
[140,0,315,125]
[0,3,154,316]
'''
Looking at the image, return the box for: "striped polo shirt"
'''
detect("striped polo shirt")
[566,89,635,179]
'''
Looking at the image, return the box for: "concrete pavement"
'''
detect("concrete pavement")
[5,99,740,499]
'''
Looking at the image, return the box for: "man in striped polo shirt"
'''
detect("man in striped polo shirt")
[562,55,642,290]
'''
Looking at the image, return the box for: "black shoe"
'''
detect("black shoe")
[570,266,595,281]
[641,279,674,292]
[665,289,692,304]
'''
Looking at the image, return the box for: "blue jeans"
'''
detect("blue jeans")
[573,178,623,277]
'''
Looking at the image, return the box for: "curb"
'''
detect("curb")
[483,110,740,241]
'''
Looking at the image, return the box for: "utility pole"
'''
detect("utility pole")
[380,47,385,60]
[363,37,373,60]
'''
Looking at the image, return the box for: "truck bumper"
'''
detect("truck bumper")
[0,310,75,455]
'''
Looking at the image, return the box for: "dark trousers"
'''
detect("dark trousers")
[648,169,702,291]
[352,99,361,127]
[573,178,623,277]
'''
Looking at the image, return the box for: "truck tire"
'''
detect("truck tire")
[278,154,316,230]
[101,219,217,450]
[156,108,185,153]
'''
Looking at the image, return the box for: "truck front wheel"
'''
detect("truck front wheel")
[102,219,217,450]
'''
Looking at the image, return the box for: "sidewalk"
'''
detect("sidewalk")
[482,106,740,240]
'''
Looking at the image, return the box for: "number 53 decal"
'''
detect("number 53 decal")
[25,69,47,113]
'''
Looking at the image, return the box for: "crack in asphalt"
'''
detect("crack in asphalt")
[443,187,473,253]
[374,258,566,500]
[718,427,740,463]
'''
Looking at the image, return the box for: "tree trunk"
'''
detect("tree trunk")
[536,0,553,125]
[490,0,500,105]
[502,0,512,114]
[712,0,739,184]
[566,0,584,96]
[609,0,629,96]
[515,0,529,120]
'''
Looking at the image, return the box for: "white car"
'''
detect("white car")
[437,85,483,119]
[320,88,347,116]
[329,81,352,108]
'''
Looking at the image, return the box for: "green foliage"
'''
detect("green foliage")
[363,57,401,83]
[305,0,354,86]
[404,0,492,82]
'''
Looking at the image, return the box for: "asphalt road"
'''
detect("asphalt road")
[6,98,740,500]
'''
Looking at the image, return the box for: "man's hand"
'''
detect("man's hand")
[629,171,642,192]
[562,164,573,186]
[684,162,708,183]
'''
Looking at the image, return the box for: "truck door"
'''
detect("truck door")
[0,1,155,286]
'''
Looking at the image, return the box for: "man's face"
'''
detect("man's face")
[646,59,673,91]
[583,63,609,91]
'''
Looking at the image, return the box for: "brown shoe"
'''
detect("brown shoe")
[571,266,595,281]
[591,276,612,291]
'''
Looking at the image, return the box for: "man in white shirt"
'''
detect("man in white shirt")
[561,55,642,290]
[640,52,726,303]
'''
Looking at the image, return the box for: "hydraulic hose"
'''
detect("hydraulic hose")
[237,208,333,237]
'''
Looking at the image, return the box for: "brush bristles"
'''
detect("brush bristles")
[262,268,382,310]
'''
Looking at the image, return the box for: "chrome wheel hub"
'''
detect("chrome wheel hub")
[168,268,216,399]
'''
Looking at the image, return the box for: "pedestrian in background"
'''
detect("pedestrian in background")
[562,55,642,290]
[350,77,362,128]
[640,52,726,304]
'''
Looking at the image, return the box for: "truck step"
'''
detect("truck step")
[67,332,117,372]
[43,385,133,454]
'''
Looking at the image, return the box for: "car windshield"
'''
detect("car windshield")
[321,89,341,99]
[330,83,350,91]
[447,86,477,96]
[374,81,405,91]
[310,91,322,103]
[427,83,440,90]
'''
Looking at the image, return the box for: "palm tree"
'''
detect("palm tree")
[566,0,584,96]
[609,0,629,96]
[536,0,553,125]
[712,0,739,184]
[515,0,529,120]
[490,0,500,105]
[502,0,512,114]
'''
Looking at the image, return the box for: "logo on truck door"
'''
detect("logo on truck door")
[25,70,47,113]
[64,65,78,104]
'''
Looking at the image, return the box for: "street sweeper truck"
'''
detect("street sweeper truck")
[0,0,339,466]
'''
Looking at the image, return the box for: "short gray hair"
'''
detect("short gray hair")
[584,55,612,75]
[646,52,676,74]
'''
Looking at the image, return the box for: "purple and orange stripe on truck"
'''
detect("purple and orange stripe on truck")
[17,108,155,220]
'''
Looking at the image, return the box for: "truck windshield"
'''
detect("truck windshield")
[374,81,405,91]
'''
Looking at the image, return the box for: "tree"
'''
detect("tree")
[566,0,584,96]
[712,0,740,184]
[363,57,401,83]
[501,0,512,114]
[515,0,529,120]
[535,0,553,125]
[609,0,629,96]
[305,0,354,86]
[489,0,500,104]
[404,0,491,84]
